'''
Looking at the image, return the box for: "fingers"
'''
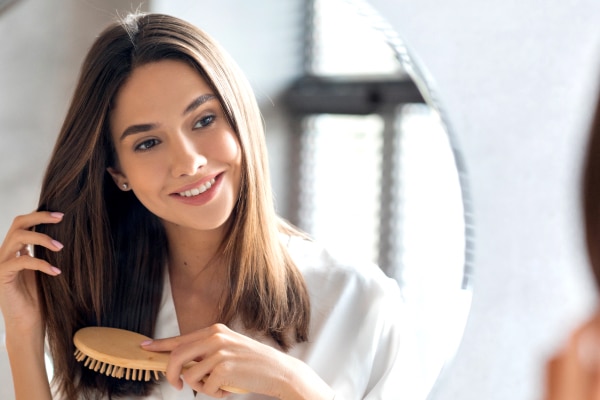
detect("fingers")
[545,345,587,400]
[140,336,181,352]
[1,254,62,283]
[544,313,600,400]
[12,229,63,254]
[165,338,217,389]
[10,211,64,232]
[1,211,64,262]
[141,336,187,389]
[578,325,600,400]
[545,354,562,400]
[188,359,239,397]
[141,324,240,393]
[0,211,64,281]
[141,324,231,352]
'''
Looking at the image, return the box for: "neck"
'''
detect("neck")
[162,221,228,290]
[162,222,230,332]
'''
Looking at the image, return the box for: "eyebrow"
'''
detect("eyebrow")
[183,93,216,116]
[119,93,217,141]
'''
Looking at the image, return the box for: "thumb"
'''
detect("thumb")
[140,335,181,352]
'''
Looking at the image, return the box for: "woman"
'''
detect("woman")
[0,13,404,400]
[543,79,600,399]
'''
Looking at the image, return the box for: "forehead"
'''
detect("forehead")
[111,60,214,122]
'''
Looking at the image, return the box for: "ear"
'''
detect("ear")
[107,166,129,191]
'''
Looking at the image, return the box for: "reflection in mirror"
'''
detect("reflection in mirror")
[284,0,474,398]
[0,0,472,397]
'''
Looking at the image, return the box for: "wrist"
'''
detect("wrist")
[279,357,335,400]
[5,328,52,400]
[5,326,45,356]
[3,313,44,338]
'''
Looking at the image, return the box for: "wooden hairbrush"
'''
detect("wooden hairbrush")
[73,326,247,394]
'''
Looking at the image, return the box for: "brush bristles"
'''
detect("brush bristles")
[74,349,162,381]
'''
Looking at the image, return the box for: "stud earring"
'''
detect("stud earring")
[122,183,128,190]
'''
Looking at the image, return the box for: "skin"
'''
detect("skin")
[0,60,334,399]
[544,312,600,400]
[0,211,63,400]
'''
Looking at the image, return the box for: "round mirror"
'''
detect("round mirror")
[0,1,473,398]
[282,0,474,398]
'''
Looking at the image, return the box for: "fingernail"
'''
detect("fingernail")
[50,212,64,219]
[51,240,64,250]
[140,340,153,346]
[50,266,62,275]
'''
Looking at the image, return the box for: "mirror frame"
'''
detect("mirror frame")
[357,0,475,393]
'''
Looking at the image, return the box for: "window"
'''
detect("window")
[284,2,469,396]
[285,0,456,283]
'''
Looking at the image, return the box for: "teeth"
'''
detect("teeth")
[179,178,215,197]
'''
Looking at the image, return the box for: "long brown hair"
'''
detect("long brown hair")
[34,13,310,399]
[583,88,600,290]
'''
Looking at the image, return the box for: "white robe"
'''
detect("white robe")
[60,236,413,399]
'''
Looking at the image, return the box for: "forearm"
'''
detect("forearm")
[6,329,52,400]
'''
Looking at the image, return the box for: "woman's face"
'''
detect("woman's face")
[108,60,242,234]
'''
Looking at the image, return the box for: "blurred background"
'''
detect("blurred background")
[1,0,600,399]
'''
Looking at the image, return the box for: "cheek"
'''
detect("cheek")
[120,156,167,184]
[219,133,243,197]
[204,132,242,171]
[218,132,242,167]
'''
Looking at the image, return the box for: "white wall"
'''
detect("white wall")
[368,1,600,399]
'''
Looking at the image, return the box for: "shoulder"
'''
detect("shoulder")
[283,234,407,397]
[282,234,401,312]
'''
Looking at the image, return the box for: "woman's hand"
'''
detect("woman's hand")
[544,312,600,400]
[142,323,335,400]
[0,211,64,335]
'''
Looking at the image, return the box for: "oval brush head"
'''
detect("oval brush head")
[73,326,247,393]
[73,327,167,381]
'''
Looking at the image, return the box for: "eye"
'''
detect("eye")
[135,138,160,152]
[193,114,216,129]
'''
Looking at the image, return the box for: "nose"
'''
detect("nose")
[169,133,207,177]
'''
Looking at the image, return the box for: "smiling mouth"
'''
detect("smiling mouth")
[177,178,216,197]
